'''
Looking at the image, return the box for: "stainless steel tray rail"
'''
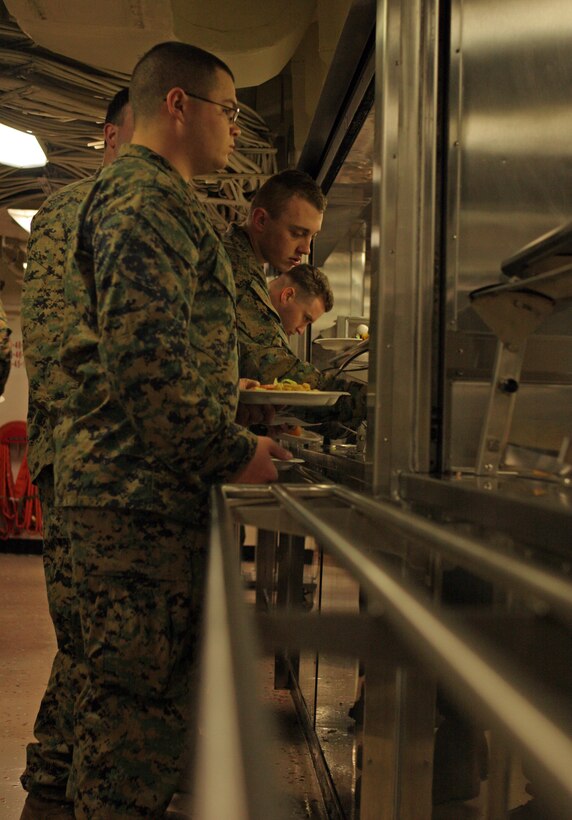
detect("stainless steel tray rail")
[194,482,572,819]
[192,487,289,820]
[328,485,572,622]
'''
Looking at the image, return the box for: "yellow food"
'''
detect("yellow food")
[254,378,316,392]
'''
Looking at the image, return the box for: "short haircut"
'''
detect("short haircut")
[285,264,334,312]
[130,41,234,119]
[252,170,327,218]
[105,88,129,125]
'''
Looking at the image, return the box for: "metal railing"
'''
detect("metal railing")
[193,481,572,819]
[192,488,289,820]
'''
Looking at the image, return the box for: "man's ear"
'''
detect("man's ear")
[251,207,268,232]
[103,122,117,151]
[280,286,295,304]
[165,87,186,120]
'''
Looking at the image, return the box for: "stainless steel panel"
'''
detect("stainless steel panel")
[443,0,572,471]
[446,0,572,310]
[448,382,572,471]
[446,332,572,383]
[369,0,440,497]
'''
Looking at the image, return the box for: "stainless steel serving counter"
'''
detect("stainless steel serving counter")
[283,441,572,566]
[193,476,572,820]
[280,442,367,490]
[398,472,572,565]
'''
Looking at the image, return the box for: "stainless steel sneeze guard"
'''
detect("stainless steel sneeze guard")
[195,482,572,820]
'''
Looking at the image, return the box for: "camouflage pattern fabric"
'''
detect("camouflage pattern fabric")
[223,226,368,433]
[50,145,255,814]
[20,468,85,804]
[20,178,95,801]
[22,176,96,482]
[54,145,257,528]
[0,297,11,395]
[64,506,206,818]
[223,223,324,387]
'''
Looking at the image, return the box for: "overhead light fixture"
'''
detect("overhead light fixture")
[0,123,47,168]
[7,208,38,233]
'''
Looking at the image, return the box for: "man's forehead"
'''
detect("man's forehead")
[282,195,323,224]
[211,67,238,104]
[298,292,325,320]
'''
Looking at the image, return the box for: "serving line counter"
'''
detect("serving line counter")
[188,0,572,813]
[277,442,367,491]
[191,469,572,820]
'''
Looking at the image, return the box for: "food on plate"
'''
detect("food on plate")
[239,385,348,407]
[252,378,317,393]
[280,426,323,445]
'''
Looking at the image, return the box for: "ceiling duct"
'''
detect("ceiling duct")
[4,0,317,87]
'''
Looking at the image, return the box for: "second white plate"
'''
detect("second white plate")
[240,389,349,407]
[279,430,323,446]
[313,337,360,351]
[272,457,305,470]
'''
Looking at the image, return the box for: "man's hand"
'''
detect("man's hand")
[239,378,259,391]
[236,402,276,427]
[232,436,292,484]
[236,378,276,427]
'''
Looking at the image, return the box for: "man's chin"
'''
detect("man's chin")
[270,262,292,274]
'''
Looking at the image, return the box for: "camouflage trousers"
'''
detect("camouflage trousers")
[64,507,207,819]
[21,467,85,802]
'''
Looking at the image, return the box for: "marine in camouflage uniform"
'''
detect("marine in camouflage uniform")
[0,297,11,394]
[54,143,257,818]
[224,225,368,435]
[224,223,325,387]
[19,91,133,820]
[20,176,94,804]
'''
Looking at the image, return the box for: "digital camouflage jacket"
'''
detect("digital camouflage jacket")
[223,223,323,387]
[22,176,95,481]
[54,146,256,527]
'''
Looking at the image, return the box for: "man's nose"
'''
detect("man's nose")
[297,236,312,255]
[230,122,241,137]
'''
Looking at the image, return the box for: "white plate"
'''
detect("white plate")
[270,415,312,427]
[280,430,323,446]
[313,337,361,351]
[272,457,305,469]
[239,389,349,407]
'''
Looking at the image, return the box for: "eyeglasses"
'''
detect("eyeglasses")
[184,91,240,124]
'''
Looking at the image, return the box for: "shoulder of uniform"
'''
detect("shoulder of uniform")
[32,176,96,227]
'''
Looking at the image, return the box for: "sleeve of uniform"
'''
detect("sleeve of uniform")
[236,287,324,388]
[91,194,257,482]
[0,298,10,395]
[21,205,60,419]
[239,332,324,387]
[22,209,48,384]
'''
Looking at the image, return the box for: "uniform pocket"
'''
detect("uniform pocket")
[81,573,192,699]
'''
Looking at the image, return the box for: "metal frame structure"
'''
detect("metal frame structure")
[193,481,572,819]
[191,0,572,816]
[368,0,440,497]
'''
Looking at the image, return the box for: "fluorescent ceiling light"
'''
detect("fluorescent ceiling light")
[8,208,38,233]
[0,123,47,168]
